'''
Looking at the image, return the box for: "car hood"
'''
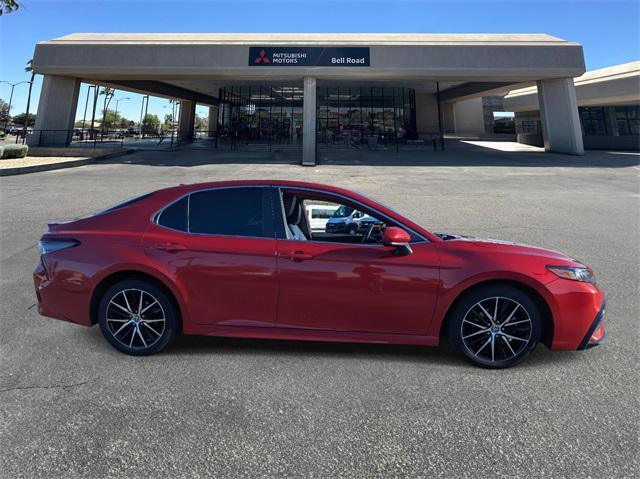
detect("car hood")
[435,232,582,265]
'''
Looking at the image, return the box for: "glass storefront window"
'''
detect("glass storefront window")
[316,86,417,146]
[579,107,607,136]
[615,105,639,136]
[218,85,418,147]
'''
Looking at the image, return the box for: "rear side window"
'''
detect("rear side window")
[157,196,188,231]
[96,192,154,216]
[188,187,273,238]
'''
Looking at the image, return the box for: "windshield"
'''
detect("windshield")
[331,205,354,218]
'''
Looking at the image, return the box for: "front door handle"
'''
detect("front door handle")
[279,251,314,261]
[153,242,187,253]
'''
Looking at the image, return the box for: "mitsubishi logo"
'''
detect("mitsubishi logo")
[254,49,271,64]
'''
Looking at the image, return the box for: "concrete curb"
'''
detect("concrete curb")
[0,149,135,176]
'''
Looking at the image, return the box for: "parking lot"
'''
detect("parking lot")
[1,144,638,478]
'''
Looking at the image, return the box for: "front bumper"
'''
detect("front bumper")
[577,298,607,350]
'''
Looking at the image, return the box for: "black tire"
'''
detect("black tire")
[447,284,541,369]
[98,278,179,356]
[347,225,358,236]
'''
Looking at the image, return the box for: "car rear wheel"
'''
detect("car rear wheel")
[98,278,179,356]
[447,285,541,369]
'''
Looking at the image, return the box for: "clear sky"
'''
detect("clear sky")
[1,0,638,123]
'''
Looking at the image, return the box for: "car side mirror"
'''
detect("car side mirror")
[381,227,413,256]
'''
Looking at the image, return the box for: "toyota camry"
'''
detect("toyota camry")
[34,180,606,368]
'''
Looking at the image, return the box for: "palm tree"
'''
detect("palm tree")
[0,0,21,15]
[22,59,35,141]
[99,87,115,133]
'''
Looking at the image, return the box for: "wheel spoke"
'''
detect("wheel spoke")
[109,300,131,315]
[463,318,487,329]
[136,327,147,347]
[503,319,529,327]
[475,337,492,356]
[129,326,137,347]
[477,303,493,322]
[107,318,130,322]
[137,290,144,315]
[499,332,529,342]
[493,298,499,322]
[143,322,162,337]
[490,334,495,362]
[113,320,133,336]
[501,335,517,357]
[462,328,490,340]
[501,304,520,325]
[121,291,133,313]
[140,300,158,315]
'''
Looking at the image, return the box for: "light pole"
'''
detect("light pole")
[113,97,130,130]
[139,95,149,138]
[81,85,96,138]
[0,80,32,133]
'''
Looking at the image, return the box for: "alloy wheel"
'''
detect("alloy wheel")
[460,296,532,363]
[105,288,166,350]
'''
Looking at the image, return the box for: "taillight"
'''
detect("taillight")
[38,238,80,256]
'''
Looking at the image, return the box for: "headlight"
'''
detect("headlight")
[546,265,596,284]
[38,238,80,256]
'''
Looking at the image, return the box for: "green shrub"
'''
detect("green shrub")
[1,144,29,159]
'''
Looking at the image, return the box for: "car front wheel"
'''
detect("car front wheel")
[98,278,179,356]
[447,285,542,368]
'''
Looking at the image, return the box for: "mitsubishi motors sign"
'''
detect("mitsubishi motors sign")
[249,46,370,67]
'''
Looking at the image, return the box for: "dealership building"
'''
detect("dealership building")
[31,33,590,164]
[505,61,639,151]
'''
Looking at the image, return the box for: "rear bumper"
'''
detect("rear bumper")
[577,298,606,350]
[33,262,92,326]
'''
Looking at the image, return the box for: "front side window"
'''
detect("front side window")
[189,187,273,238]
[279,189,420,245]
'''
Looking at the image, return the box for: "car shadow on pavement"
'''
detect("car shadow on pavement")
[169,333,465,367]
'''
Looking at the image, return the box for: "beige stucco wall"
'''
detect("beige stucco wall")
[452,97,486,134]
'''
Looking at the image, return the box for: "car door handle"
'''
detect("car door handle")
[279,251,314,261]
[153,242,187,253]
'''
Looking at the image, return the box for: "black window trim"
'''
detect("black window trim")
[276,186,430,245]
[151,185,277,240]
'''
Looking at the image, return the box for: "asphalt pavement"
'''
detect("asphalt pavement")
[1,144,638,478]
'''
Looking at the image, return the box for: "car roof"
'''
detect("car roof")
[161,180,367,200]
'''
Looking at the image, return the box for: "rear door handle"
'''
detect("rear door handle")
[153,242,187,253]
[279,251,314,261]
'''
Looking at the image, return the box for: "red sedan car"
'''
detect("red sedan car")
[34,180,606,368]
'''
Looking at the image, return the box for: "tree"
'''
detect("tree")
[163,113,173,131]
[141,114,160,135]
[11,112,35,127]
[23,59,36,134]
[99,87,115,132]
[195,114,208,131]
[101,109,124,129]
[0,99,9,125]
[0,0,21,15]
